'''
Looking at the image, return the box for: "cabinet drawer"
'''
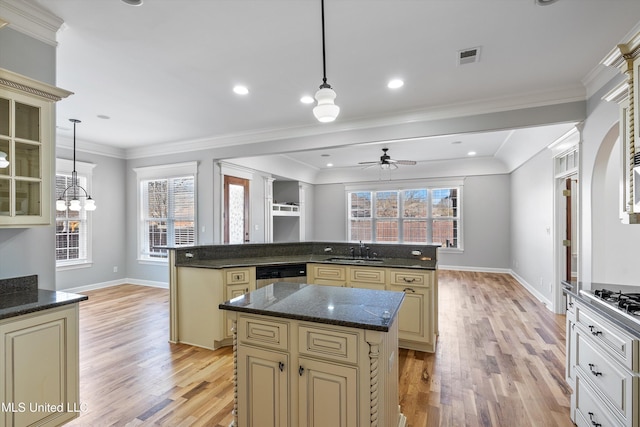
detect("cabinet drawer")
[389,269,431,287]
[298,324,359,365]
[311,264,347,281]
[349,267,386,285]
[575,327,634,421]
[575,301,638,371]
[574,375,621,427]
[226,268,252,285]
[238,315,289,351]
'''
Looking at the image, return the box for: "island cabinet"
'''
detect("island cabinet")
[220,283,407,427]
[172,265,255,349]
[307,263,438,353]
[0,305,80,427]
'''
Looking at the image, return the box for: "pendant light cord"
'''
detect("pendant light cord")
[320,0,330,89]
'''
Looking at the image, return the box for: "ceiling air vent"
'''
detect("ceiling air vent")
[457,47,481,65]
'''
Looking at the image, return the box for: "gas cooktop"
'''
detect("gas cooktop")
[581,285,640,327]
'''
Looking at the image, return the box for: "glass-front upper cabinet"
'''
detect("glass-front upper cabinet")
[0,68,72,227]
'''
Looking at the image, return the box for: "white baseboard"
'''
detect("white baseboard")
[61,278,168,294]
[438,264,512,274]
[509,270,553,310]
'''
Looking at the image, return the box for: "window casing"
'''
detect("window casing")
[135,162,197,261]
[55,159,94,268]
[347,181,462,248]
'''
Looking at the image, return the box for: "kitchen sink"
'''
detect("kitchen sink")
[325,257,384,264]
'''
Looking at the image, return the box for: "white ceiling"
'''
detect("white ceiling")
[29,0,640,171]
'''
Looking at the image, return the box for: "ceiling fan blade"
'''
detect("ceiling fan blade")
[394,160,417,165]
[358,161,380,165]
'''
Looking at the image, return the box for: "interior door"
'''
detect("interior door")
[564,177,579,282]
[224,175,250,244]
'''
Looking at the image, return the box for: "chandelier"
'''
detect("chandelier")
[56,119,96,212]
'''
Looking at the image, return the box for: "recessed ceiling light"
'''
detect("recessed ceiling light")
[233,85,249,95]
[326,163,334,167]
[121,0,143,6]
[387,79,404,89]
[467,151,477,156]
[300,95,314,104]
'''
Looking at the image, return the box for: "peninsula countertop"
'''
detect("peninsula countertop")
[0,275,88,320]
[219,282,405,332]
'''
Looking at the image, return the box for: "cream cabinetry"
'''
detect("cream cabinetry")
[173,266,255,349]
[0,305,80,427]
[231,311,403,427]
[307,263,438,353]
[0,68,71,227]
[570,300,639,426]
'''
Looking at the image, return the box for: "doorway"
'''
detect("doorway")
[224,175,250,244]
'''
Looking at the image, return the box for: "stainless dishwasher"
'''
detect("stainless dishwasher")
[255,264,307,288]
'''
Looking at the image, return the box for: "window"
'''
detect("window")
[135,162,197,261]
[55,159,95,268]
[347,182,461,248]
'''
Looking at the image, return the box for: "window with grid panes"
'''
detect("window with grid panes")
[141,176,195,259]
[55,158,94,267]
[347,185,461,248]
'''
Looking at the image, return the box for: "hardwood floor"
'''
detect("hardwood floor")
[65,271,573,426]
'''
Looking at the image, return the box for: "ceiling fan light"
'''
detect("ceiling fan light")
[0,151,8,168]
[313,87,340,123]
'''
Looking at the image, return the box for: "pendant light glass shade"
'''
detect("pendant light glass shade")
[0,151,8,168]
[313,87,340,123]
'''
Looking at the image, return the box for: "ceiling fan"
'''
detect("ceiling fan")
[358,148,417,169]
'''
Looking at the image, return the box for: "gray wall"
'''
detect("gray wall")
[312,175,512,271]
[0,26,57,289]
[55,148,127,290]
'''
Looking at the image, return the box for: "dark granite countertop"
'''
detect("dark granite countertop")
[219,282,405,332]
[0,275,88,320]
[180,255,436,270]
[562,280,640,337]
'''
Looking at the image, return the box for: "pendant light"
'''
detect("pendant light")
[56,119,96,212]
[313,0,340,123]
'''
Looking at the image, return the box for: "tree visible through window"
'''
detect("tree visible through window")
[141,176,195,259]
[55,173,88,264]
[348,187,460,248]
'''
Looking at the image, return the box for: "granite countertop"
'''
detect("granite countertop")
[182,255,436,270]
[0,275,88,320]
[219,282,405,332]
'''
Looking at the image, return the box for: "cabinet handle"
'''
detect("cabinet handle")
[244,288,248,294]
[298,366,305,376]
[403,288,416,293]
[279,362,284,372]
[402,277,416,283]
[588,325,602,336]
[588,363,602,377]
[588,412,601,427]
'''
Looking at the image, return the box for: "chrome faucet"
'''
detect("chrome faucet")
[359,241,365,258]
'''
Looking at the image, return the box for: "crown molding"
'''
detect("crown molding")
[0,0,63,46]
[56,134,127,159]
[124,86,586,160]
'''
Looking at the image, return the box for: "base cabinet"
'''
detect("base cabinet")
[0,305,80,427]
[230,312,404,427]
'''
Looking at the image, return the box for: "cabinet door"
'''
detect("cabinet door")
[298,357,357,427]
[237,346,289,427]
[307,264,347,287]
[396,289,426,340]
[224,284,250,339]
[349,266,386,290]
[0,306,79,427]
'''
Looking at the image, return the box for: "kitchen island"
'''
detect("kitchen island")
[168,241,439,353]
[0,275,88,427]
[219,282,407,427]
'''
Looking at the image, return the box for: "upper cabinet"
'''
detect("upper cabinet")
[601,31,640,224]
[0,68,72,227]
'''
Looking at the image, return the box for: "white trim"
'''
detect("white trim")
[0,0,63,46]
[510,270,554,311]
[137,258,168,265]
[438,265,510,274]
[56,158,96,174]
[218,161,256,181]
[133,161,198,180]
[345,178,465,192]
[56,262,93,272]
